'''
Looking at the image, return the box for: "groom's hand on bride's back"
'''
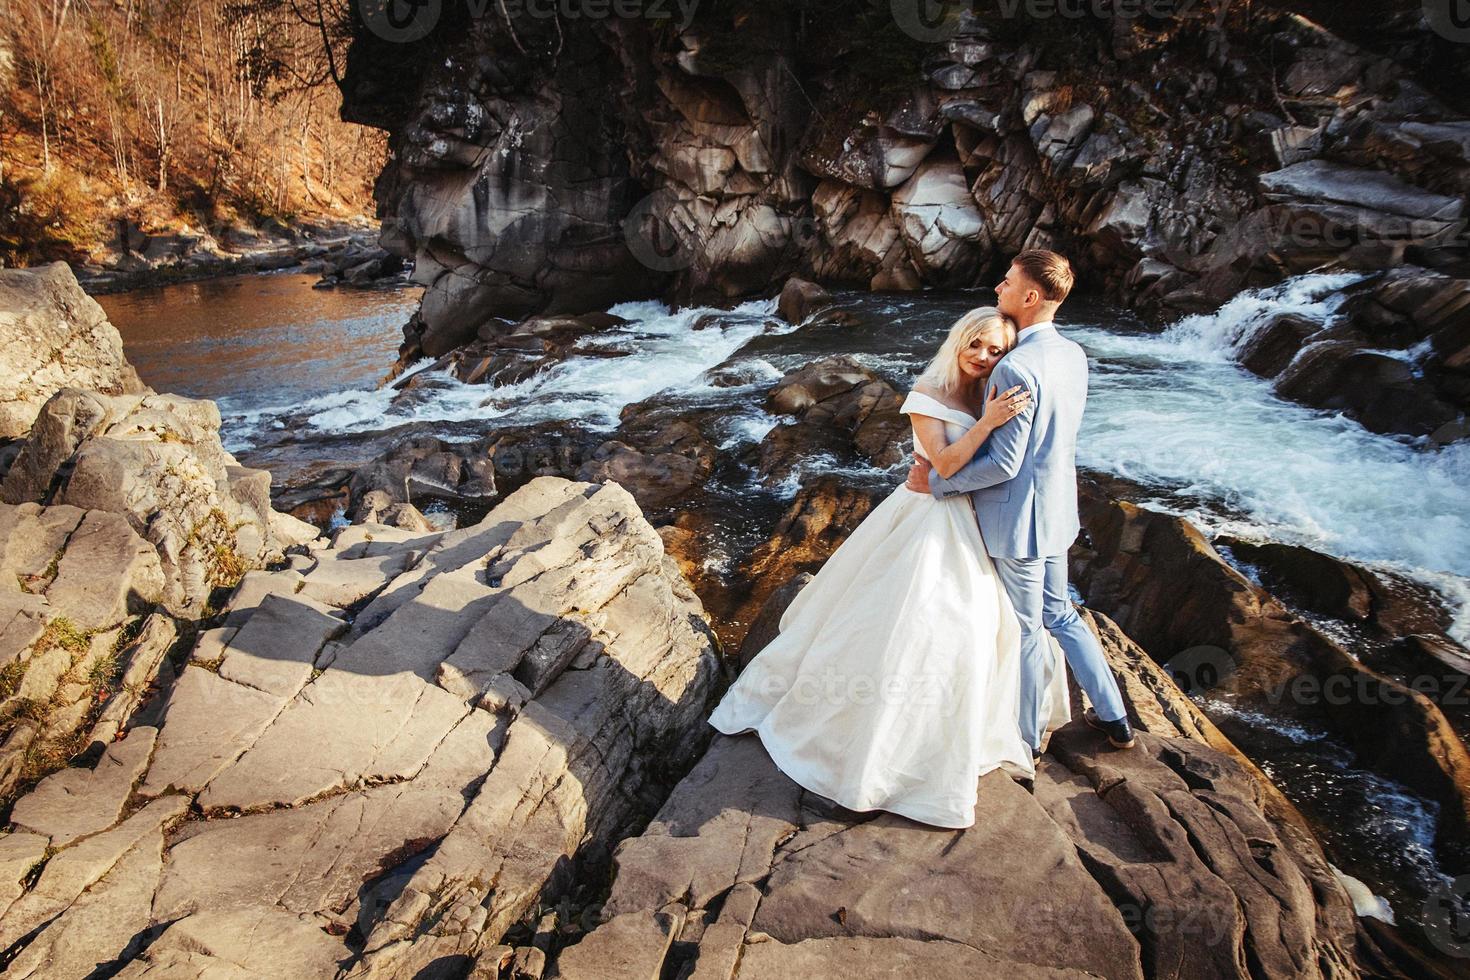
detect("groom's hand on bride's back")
[906,456,932,493]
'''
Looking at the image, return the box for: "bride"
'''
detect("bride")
[708,306,1070,829]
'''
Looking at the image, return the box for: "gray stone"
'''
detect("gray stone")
[1259,159,1465,221]
[114,907,348,978]
[0,502,85,586]
[3,825,162,979]
[222,569,307,627]
[552,907,684,980]
[11,726,158,846]
[88,613,178,746]
[42,510,165,630]
[0,477,722,976]
[189,625,236,665]
[0,832,48,919]
[195,674,469,812]
[297,549,413,608]
[0,591,51,668]
[889,156,985,286]
[0,263,145,439]
[0,795,187,951]
[139,668,288,798]
[217,591,346,698]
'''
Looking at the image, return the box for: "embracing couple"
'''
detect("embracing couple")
[709,249,1135,829]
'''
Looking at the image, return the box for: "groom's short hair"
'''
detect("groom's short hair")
[1014,249,1074,303]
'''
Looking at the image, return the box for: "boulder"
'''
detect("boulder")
[777,276,832,326]
[0,263,146,438]
[2,389,309,616]
[759,358,909,482]
[345,432,497,517]
[1238,312,1320,378]
[1274,344,1460,438]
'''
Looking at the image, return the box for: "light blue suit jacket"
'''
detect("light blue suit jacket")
[929,322,1085,559]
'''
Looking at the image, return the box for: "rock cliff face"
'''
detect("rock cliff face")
[342,5,1470,388]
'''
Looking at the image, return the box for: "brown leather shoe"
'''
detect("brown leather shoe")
[1084,707,1137,749]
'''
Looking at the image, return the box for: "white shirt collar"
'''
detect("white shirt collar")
[1016,320,1056,343]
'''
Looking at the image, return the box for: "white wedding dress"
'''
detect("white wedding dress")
[708,390,1070,829]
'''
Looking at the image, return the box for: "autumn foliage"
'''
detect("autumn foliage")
[0,0,383,266]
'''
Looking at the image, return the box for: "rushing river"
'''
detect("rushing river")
[99,270,1470,945]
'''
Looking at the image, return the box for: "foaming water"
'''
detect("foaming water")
[1068,283,1470,642]
[1157,272,1362,359]
[229,298,784,450]
[105,273,1469,643]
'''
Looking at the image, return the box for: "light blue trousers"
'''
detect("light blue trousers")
[992,553,1127,751]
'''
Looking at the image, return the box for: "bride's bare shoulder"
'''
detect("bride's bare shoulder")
[910,382,942,399]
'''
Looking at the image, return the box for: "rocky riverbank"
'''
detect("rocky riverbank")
[253,271,1470,972]
[71,217,405,296]
[2,259,1469,974]
[550,593,1378,980]
[340,3,1470,440]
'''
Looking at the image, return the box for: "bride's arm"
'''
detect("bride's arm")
[911,385,1031,479]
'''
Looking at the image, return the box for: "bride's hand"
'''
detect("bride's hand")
[981,384,1031,428]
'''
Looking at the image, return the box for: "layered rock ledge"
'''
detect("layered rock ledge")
[0,476,720,976]
[541,588,1390,980]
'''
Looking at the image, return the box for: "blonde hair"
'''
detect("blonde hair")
[1013,248,1075,303]
[916,307,1018,397]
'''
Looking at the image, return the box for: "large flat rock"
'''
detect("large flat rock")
[10,727,158,846]
[0,477,720,976]
[546,603,1360,980]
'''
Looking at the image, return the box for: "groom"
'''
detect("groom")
[906,249,1134,758]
